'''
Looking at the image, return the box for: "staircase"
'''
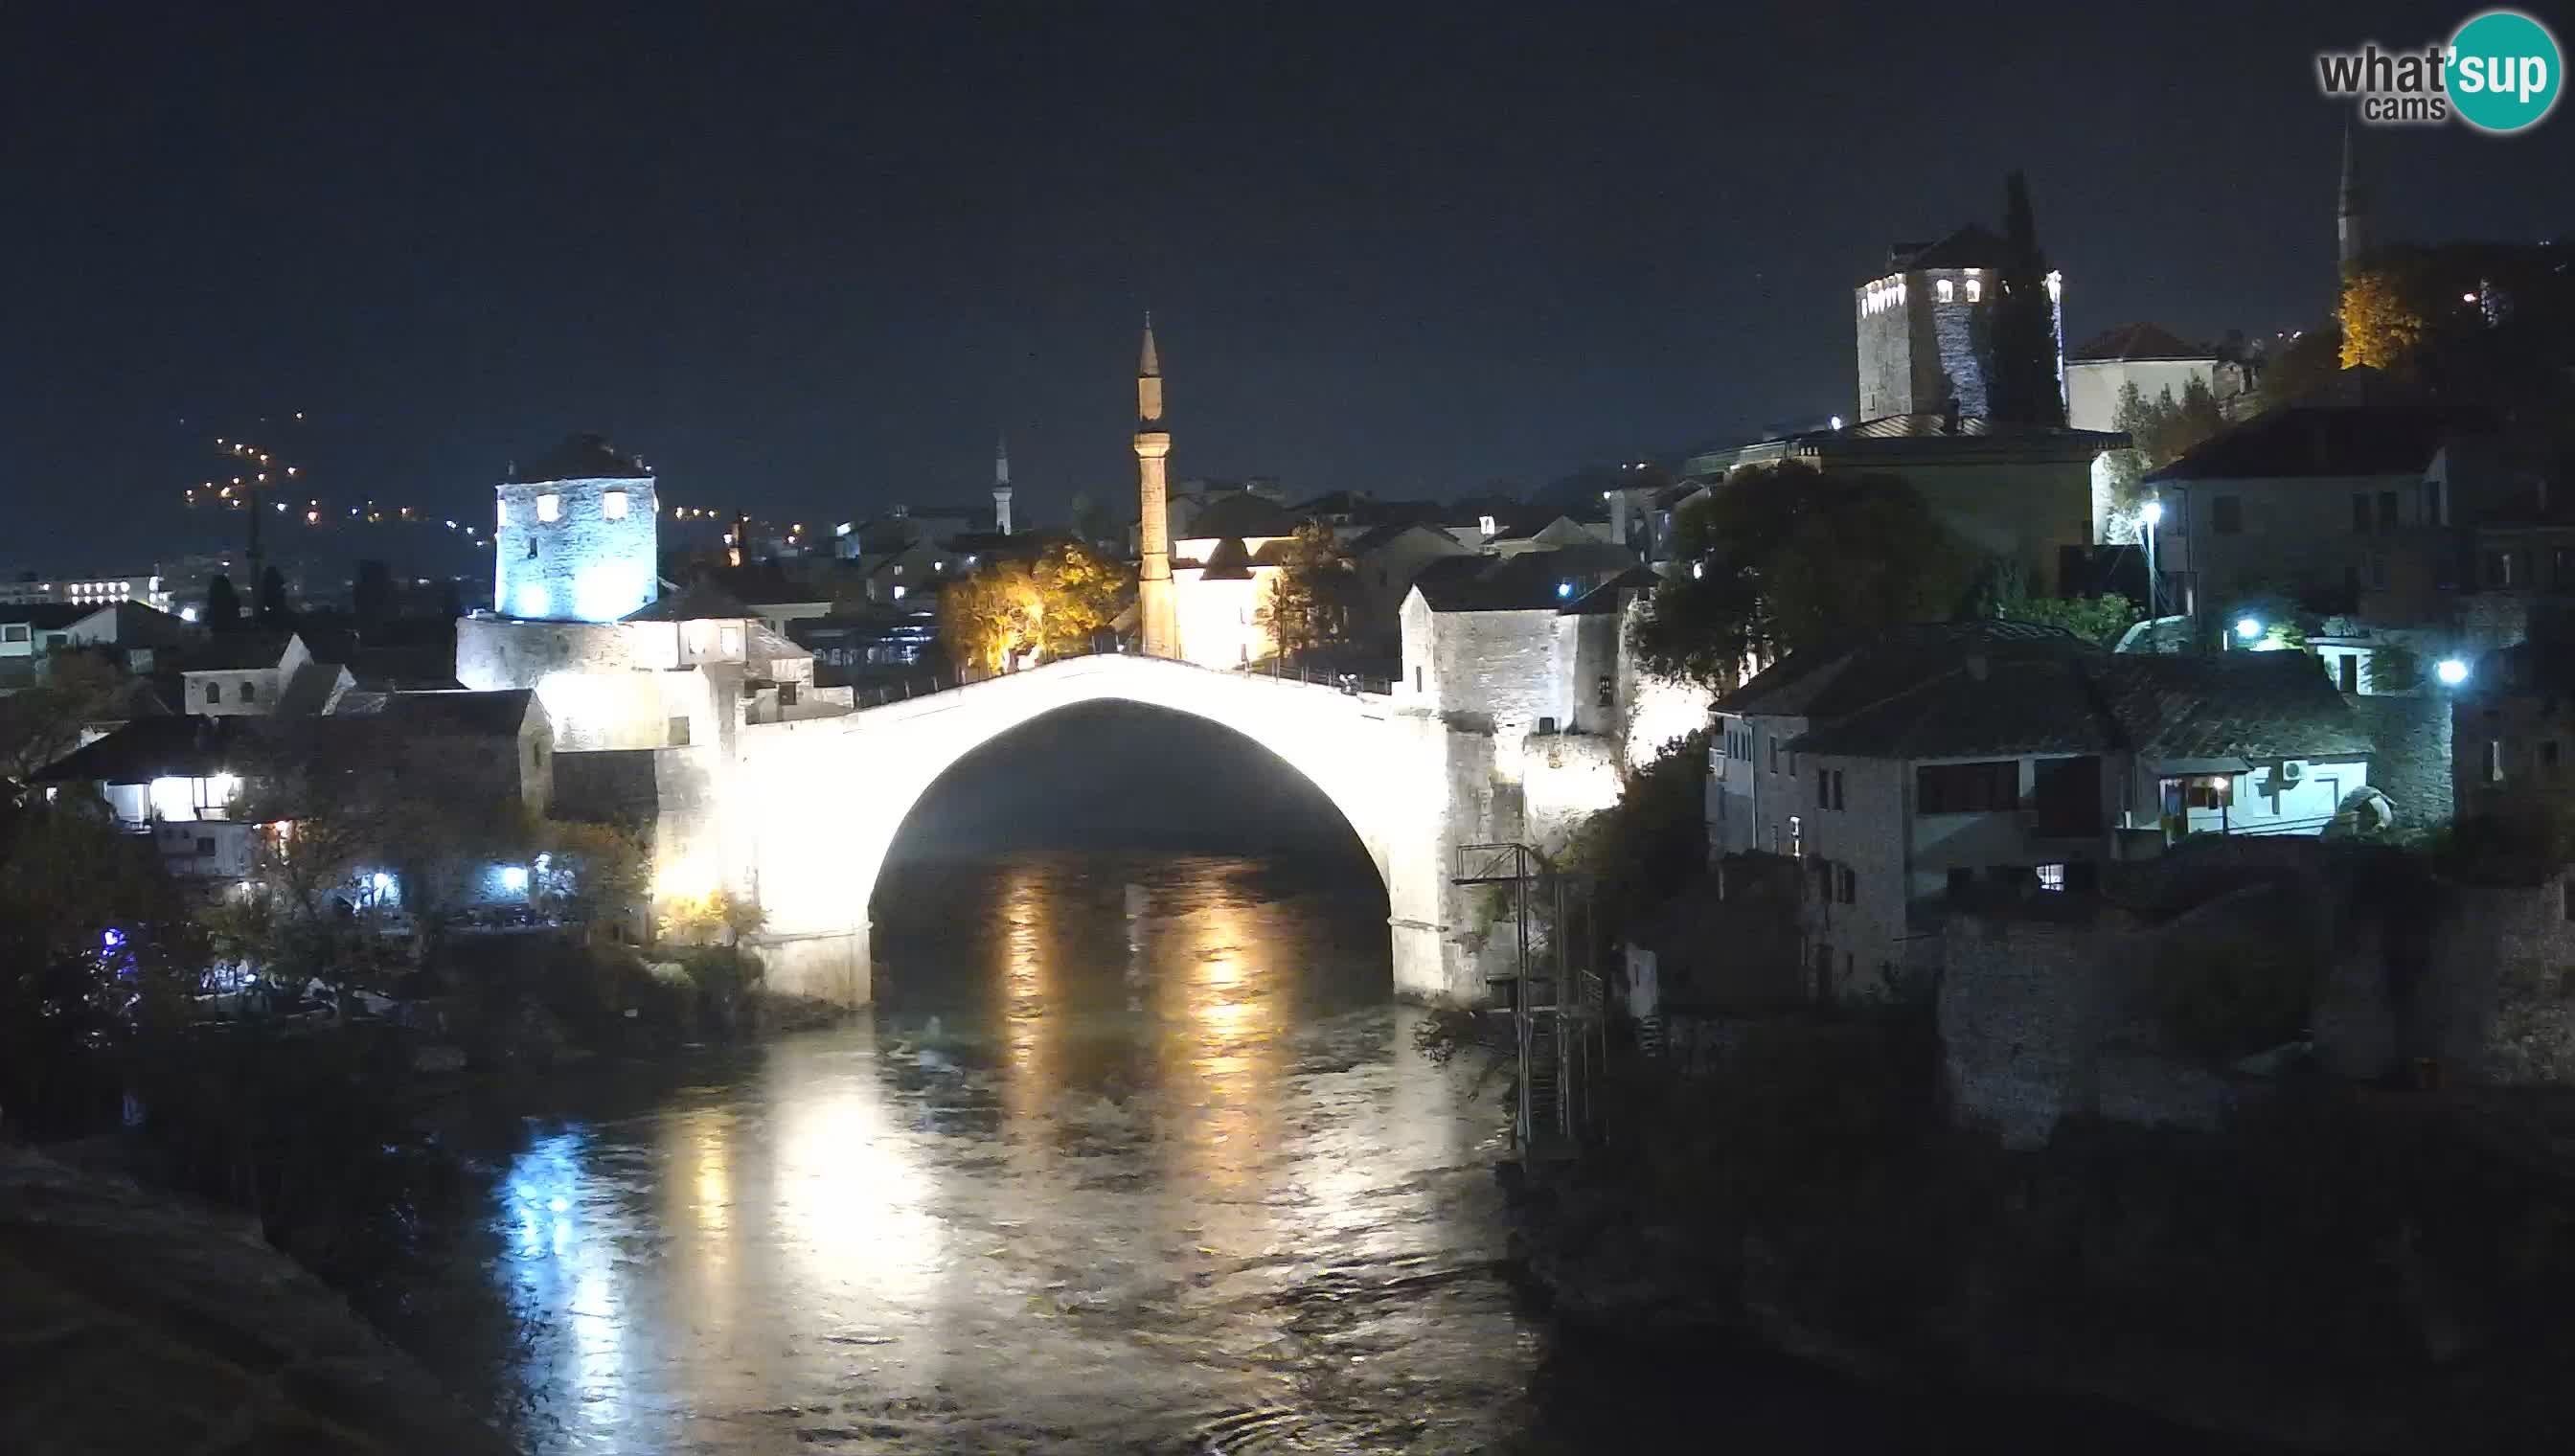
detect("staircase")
[1455,843,1600,1163]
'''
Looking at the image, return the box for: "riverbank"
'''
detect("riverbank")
[0,1145,514,1455]
[1501,1023,2575,1454]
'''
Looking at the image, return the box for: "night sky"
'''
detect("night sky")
[7,2,2569,573]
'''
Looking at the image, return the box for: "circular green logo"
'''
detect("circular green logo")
[2450,10,2562,133]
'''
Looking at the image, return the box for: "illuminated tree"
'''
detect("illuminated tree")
[2339,267,2428,371]
[1031,539,1130,659]
[937,559,1043,673]
[1255,521,1356,665]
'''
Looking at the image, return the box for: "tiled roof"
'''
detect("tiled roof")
[2070,323,2211,363]
[2089,652,2372,761]
[622,581,751,622]
[176,631,296,672]
[508,432,649,484]
[34,715,262,784]
[2143,404,2492,484]
[1411,553,1578,612]
[330,688,536,738]
[1884,224,2009,273]
[1720,621,2090,719]
[1560,567,1664,616]
[1183,491,1300,540]
[1196,536,1257,580]
[0,603,89,630]
[1790,654,2121,759]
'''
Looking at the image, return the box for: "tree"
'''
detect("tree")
[2364,641,2424,694]
[1981,560,2139,646]
[257,565,290,626]
[2340,266,2429,372]
[535,819,649,931]
[1254,521,1356,665]
[1630,463,1968,690]
[0,649,133,790]
[657,887,765,946]
[2257,324,2345,412]
[205,573,242,631]
[1068,491,1112,548]
[1031,539,1129,659]
[0,794,205,1135]
[2099,378,2228,541]
[1986,171,2065,427]
[937,560,1043,674]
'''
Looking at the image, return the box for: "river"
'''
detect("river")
[374,849,2227,1453]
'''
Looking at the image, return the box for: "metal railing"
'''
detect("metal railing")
[843,646,1395,710]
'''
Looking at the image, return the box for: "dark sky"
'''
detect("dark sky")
[6,2,2569,573]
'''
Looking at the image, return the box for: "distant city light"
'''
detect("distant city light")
[2436,657,2471,686]
[371,872,394,893]
[2235,617,2263,642]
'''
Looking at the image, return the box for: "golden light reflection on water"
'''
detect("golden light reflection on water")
[1165,893,1285,1195]
[1000,860,1050,1132]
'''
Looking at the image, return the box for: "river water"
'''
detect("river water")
[377,850,2217,1453]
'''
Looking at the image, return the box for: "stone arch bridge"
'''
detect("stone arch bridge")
[645,654,1545,1007]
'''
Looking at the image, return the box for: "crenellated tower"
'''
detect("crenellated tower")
[1133,315,1180,658]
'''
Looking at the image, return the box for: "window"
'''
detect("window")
[1836,864,1856,904]
[2352,493,2372,534]
[204,681,222,704]
[1915,761,2019,814]
[239,680,257,703]
[2378,490,2399,528]
[2173,774,2233,809]
[1788,815,1802,857]
[2211,495,2243,535]
[1,624,26,643]
[195,836,215,855]
[1832,770,1845,809]
[536,493,561,522]
[2486,551,2514,588]
[603,489,629,520]
[2339,654,2359,694]
[1936,278,1955,303]
[1816,769,1829,807]
[2544,740,2563,771]
[2036,863,2067,893]
[1965,278,1983,303]
[1597,675,1614,708]
[669,716,692,747]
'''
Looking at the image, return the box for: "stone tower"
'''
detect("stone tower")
[493,433,658,623]
[992,435,1014,536]
[2336,124,2369,277]
[1133,315,1180,659]
[1854,225,2063,421]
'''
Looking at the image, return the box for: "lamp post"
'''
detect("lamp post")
[2140,498,2163,649]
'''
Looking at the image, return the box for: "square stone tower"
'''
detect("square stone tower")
[1855,225,2062,420]
[494,434,660,623]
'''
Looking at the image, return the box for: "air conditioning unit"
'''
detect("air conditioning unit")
[2277,760,2305,785]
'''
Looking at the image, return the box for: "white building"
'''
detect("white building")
[1711,623,2374,1002]
[0,571,176,614]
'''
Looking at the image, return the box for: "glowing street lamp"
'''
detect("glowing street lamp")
[2235,616,2263,643]
[2436,657,2471,687]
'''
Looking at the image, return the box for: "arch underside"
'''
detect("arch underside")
[734,658,1465,1008]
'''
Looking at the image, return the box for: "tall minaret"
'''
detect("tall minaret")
[1133,314,1180,659]
[2337,123,2368,278]
[992,435,1014,536]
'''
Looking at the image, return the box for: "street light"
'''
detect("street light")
[2140,498,2164,645]
[2436,657,2470,687]
[2235,616,2263,643]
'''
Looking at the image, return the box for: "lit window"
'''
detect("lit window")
[893,584,907,601]
[536,493,561,522]
[1936,279,1955,304]
[2037,864,2066,893]
[1965,278,1983,303]
[497,499,510,528]
[602,489,628,520]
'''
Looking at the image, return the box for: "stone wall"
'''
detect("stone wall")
[493,474,658,623]
[2347,692,2452,829]
[2421,877,2575,1084]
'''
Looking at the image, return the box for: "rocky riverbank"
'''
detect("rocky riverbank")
[0,1146,513,1455]
[1504,1033,2575,1454]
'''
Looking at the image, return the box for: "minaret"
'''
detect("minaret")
[2337,124,2368,278]
[992,435,1014,536]
[1133,314,1180,659]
